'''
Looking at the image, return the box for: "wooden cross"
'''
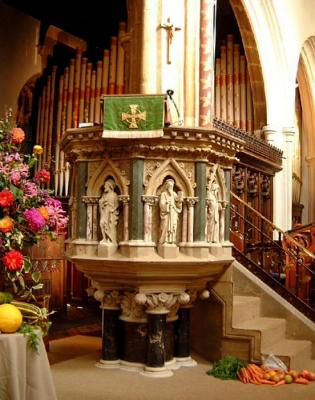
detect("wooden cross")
[160,18,181,64]
[121,104,146,129]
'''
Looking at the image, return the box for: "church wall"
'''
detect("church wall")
[0,3,42,115]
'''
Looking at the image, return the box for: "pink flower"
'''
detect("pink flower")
[23,208,46,232]
[24,182,38,198]
[0,190,14,207]
[9,170,21,185]
[44,198,68,233]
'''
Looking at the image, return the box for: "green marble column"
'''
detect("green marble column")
[224,169,231,241]
[129,159,144,240]
[194,162,207,241]
[76,161,88,238]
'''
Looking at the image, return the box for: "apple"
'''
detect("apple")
[284,374,293,384]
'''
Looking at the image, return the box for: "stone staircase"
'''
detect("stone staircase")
[232,262,315,371]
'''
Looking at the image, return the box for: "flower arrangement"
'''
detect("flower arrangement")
[0,110,68,300]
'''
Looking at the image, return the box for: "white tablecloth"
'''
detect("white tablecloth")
[0,332,57,400]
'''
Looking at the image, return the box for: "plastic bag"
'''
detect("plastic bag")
[261,353,288,372]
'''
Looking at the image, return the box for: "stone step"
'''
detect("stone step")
[232,295,261,326]
[261,338,312,371]
[233,317,286,348]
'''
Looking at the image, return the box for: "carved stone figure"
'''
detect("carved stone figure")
[158,178,183,244]
[207,177,220,242]
[99,178,119,244]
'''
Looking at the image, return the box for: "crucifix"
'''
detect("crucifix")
[160,18,181,64]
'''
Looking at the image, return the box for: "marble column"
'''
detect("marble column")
[94,290,121,368]
[181,202,188,243]
[194,162,207,241]
[223,169,231,242]
[119,195,130,242]
[199,0,215,127]
[129,159,144,240]
[81,197,99,240]
[76,161,88,238]
[186,198,198,242]
[135,292,190,377]
[174,290,197,367]
[142,196,158,242]
[283,127,295,231]
[140,0,158,93]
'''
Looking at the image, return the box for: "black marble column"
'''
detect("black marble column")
[101,309,121,361]
[174,307,191,358]
[146,313,167,368]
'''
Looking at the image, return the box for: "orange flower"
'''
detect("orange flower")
[33,145,43,155]
[38,207,49,221]
[0,216,14,233]
[11,127,25,144]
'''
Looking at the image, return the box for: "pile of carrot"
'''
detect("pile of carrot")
[237,364,315,386]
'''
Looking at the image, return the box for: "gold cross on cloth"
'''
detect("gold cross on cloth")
[160,18,181,64]
[121,104,146,129]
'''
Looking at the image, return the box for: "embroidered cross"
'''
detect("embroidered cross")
[121,104,146,129]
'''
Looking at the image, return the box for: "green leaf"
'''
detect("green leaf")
[23,257,32,273]
[31,271,41,283]
[18,275,25,289]
[32,283,44,290]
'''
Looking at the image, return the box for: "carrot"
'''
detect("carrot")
[295,377,309,385]
[260,379,276,385]
[273,379,285,387]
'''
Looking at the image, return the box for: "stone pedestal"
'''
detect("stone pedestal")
[97,243,118,258]
[157,244,179,259]
[119,240,156,258]
[179,242,211,258]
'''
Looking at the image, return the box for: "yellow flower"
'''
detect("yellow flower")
[33,145,43,155]
[0,216,14,233]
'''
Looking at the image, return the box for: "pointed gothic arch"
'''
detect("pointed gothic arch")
[297,36,315,223]
[229,0,267,130]
[145,158,194,197]
[87,157,128,196]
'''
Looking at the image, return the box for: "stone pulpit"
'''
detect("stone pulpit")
[61,124,243,377]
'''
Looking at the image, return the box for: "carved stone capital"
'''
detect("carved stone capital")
[185,197,198,207]
[135,292,190,314]
[120,292,146,322]
[94,289,121,310]
[118,195,130,204]
[142,195,159,205]
[82,196,100,204]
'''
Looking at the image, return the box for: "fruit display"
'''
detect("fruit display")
[237,363,315,386]
[0,303,23,333]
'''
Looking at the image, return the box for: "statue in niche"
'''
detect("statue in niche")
[158,178,183,245]
[207,176,221,243]
[99,178,119,244]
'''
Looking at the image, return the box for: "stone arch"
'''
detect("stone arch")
[229,0,267,130]
[87,157,128,196]
[297,36,315,223]
[145,158,194,197]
